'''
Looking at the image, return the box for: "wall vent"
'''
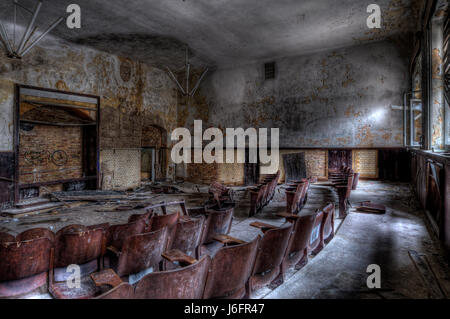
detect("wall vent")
[264,62,276,80]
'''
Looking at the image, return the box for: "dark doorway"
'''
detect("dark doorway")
[0,152,14,210]
[328,150,352,174]
[141,147,156,182]
[244,148,259,185]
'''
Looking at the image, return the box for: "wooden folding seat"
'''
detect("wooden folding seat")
[49,224,107,299]
[208,182,234,207]
[334,173,354,218]
[352,172,360,190]
[249,171,280,217]
[322,203,335,244]
[248,222,293,295]
[202,236,260,299]
[308,209,325,255]
[171,215,206,257]
[128,210,154,233]
[150,212,179,250]
[106,228,168,280]
[134,254,211,299]
[199,205,234,244]
[278,212,317,271]
[0,229,54,298]
[249,183,267,216]
[143,201,189,249]
[285,181,308,214]
[106,220,145,252]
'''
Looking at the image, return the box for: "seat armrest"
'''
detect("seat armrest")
[162,249,197,265]
[250,221,277,233]
[276,212,300,222]
[213,234,246,245]
[91,269,123,288]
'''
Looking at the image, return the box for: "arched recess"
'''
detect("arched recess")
[141,125,168,181]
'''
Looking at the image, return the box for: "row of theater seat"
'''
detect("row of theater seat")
[328,166,360,216]
[249,171,280,216]
[0,201,233,299]
[95,199,336,299]
[1,180,336,299]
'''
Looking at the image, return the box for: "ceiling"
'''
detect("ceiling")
[0,0,421,69]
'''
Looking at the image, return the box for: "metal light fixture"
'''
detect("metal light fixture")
[166,47,208,97]
[0,0,64,59]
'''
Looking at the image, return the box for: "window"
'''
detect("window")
[443,11,450,147]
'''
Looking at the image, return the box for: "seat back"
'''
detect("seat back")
[345,174,354,198]
[107,221,144,250]
[150,212,179,249]
[285,213,316,257]
[309,210,325,254]
[201,206,234,244]
[115,228,168,277]
[292,182,308,213]
[322,203,335,242]
[0,230,53,281]
[171,216,205,256]
[202,236,260,299]
[128,210,153,232]
[135,255,211,299]
[54,224,105,268]
[95,282,134,299]
[16,228,55,242]
[252,224,293,276]
[150,212,179,231]
[352,172,360,190]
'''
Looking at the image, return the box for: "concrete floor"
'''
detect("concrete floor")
[260,181,450,299]
[2,180,449,299]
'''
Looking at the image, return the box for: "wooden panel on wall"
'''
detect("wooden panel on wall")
[0,152,14,208]
[353,149,379,178]
[328,150,352,176]
[378,149,411,182]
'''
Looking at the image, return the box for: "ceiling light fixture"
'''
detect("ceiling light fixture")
[0,0,64,59]
[166,47,208,97]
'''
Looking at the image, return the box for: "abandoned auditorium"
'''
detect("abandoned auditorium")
[0,0,450,306]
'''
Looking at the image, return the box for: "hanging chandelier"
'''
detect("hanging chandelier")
[166,47,209,97]
[0,0,64,59]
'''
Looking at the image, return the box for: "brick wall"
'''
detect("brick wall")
[261,149,328,182]
[352,149,379,178]
[19,124,83,184]
[182,148,385,185]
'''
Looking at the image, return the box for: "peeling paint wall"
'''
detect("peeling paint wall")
[0,37,178,190]
[194,40,409,148]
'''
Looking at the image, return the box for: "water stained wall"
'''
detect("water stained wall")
[0,36,178,190]
[191,40,410,149]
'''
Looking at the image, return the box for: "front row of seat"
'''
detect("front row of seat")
[99,202,336,299]
[0,200,335,299]
[0,201,233,299]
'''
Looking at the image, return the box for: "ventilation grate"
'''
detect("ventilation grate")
[264,62,276,80]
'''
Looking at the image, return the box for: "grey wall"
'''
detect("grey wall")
[194,40,410,148]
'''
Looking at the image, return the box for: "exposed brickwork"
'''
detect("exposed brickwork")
[353,149,378,178]
[19,124,83,184]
